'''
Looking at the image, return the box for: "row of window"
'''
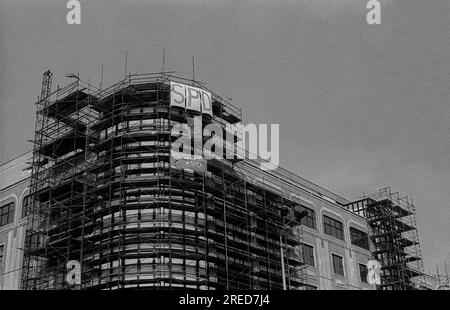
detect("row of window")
[1,198,369,252]
[297,206,369,250]
[301,243,369,284]
[99,118,171,141]
[0,195,31,227]
[0,201,370,285]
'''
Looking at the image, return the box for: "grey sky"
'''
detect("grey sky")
[0,0,449,273]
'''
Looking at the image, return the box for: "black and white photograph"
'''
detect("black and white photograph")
[0,0,449,301]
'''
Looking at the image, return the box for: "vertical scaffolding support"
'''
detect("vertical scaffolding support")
[22,70,53,289]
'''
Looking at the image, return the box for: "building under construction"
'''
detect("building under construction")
[22,71,309,290]
[16,70,425,290]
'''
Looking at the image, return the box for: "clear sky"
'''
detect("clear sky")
[0,0,449,274]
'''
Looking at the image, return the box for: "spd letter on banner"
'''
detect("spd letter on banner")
[185,86,202,112]
[201,90,212,116]
[170,82,186,108]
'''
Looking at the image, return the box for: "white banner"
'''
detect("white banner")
[170,81,213,116]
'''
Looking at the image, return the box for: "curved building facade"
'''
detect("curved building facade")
[22,73,306,290]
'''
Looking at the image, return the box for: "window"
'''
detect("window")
[359,263,368,283]
[350,227,370,250]
[0,245,4,269]
[22,195,32,218]
[299,206,316,229]
[332,254,344,276]
[302,244,315,266]
[323,215,344,240]
[0,202,15,226]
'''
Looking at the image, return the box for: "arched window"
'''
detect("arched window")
[350,227,369,250]
[323,215,344,240]
[298,205,316,229]
[0,202,15,226]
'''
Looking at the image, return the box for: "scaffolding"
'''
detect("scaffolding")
[344,187,425,290]
[22,71,308,290]
[22,71,101,289]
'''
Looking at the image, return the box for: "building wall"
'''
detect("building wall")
[286,185,375,290]
[0,153,30,290]
[0,154,375,290]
